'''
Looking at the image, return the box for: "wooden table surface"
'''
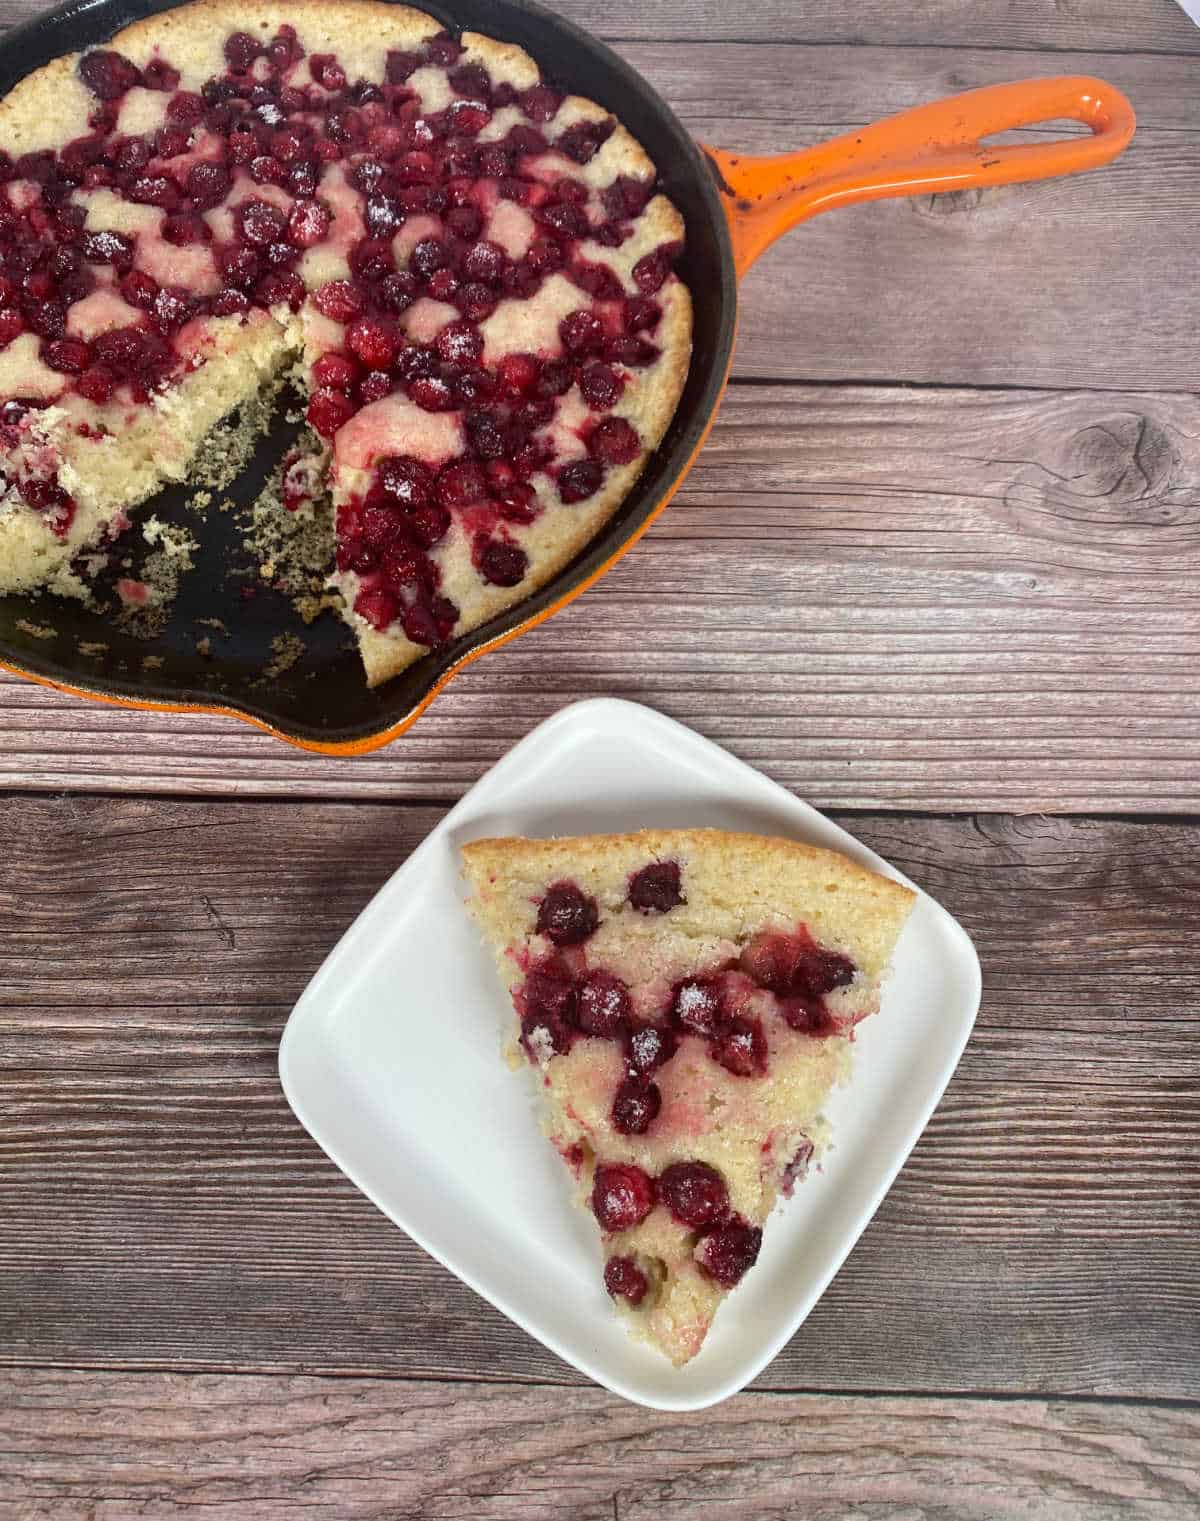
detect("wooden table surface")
[2,1,1198,1515]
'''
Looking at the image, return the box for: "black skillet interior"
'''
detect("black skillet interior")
[0,0,736,746]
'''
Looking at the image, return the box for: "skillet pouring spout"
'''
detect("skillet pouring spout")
[704,75,1136,279]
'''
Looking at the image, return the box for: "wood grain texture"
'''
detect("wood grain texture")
[3,383,1197,810]
[2,1373,1199,1521]
[1,797,1197,1394]
[3,0,1199,52]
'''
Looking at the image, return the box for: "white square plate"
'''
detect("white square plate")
[279,698,981,1410]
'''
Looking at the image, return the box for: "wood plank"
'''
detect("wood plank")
[2,0,1198,54]
[1,798,1197,1394]
[3,382,1198,810]
[2,1372,1199,1521]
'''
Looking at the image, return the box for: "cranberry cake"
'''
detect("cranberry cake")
[463,829,915,1366]
[0,1,691,684]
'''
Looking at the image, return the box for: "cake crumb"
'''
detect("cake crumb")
[195,636,212,658]
[15,618,54,640]
[78,640,108,658]
[261,631,305,680]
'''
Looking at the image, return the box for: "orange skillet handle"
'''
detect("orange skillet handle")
[704,75,1135,279]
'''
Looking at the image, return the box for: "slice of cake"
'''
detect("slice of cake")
[0,1,692,684]
[463,828,915,1366]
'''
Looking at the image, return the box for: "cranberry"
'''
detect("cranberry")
[307,386,355,437]
[224,31,263,72]
[497,353,538,395]
[559,310,605,357]
[433,320,482,365]
[779,996,836,1038]
[312,351,359,390]
[602,176,651,220]
[166,91,205,127]
[268,26,303,72]
[671,978,726,1039]
[520,999,572,1059]
[24,303,66,340]
[423,33,463,66]
[493,479,538,523]
[605,335,659,368]
[520,85,562,124]
[557,458,602,503]
[633,249,672,294]
[218,245,261,289]
[379,455,433,507]
[536,200,588,240]
[536,881,599,946]
[532,358,572,399]
[658,1162,729,1230]
[447,101,490,136]
[626,1023,677,1075]
[604,1255,648,1306]
[349,236,394,279]
[41,337,91,374]
[310,53,347,91]
[161,213,211,247]
[453,365,497,405]
[78,50,139,101]
[227,130,258,166]
[460,239,505,284]
[313,279,365,322]
[448,62,490,99]
[385,49,421,83]
[506,124,548,157]
[591,1164,654,1233]
[408,502,451,549]
[476,536,527,587]
[396,345,438,382]
[354,583,400,630]
[712,1017,768,1079]
[75,366,114,404]
[570,261,624,302]
[465,410,505,459]
[588,416,640,466]
[82,230,134,268]
[345,316,398,369]
[625,296,661,333]
[408,375,455,411]
[437,459,488,510]
[629,861,684,914]
[286,199,331,247]
[522,965,577,1029]
[410,237,448,277]
[362,194,399,238]
[574,971,631,1037]
[456,282,496,322]
[256,271,304,309]
[696,1219,762,1288]
[403,593,457,647]
[426,268,459,303]
[579,362,623,411]
[557,118,614,165]
[357,370,392,405]
[248,154,284,187]
[288,161,319,197]
[525,237,565,275]
[238,199,288,246]
[142,59,180,92]
[152,284,194,332]
[186,162,231,208]
[211,288,250,316]
[740,931,855,999]
[611,1077,661,1136]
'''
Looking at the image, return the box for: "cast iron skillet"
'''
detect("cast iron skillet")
[0,0,1135,754]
